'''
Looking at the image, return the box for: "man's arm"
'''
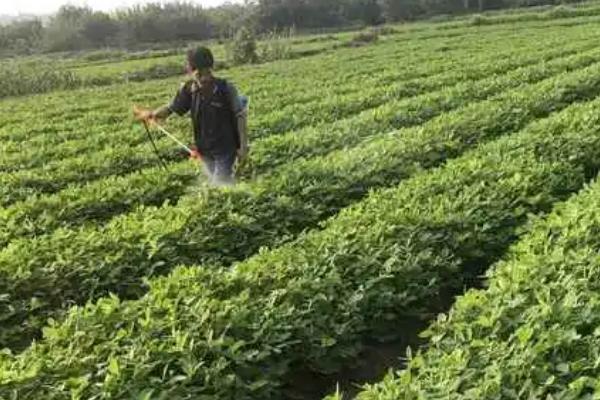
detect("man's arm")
[226,82,249,158]
[236,112,249,157]
[154,81,193,120]
[151,105,173,121]
[134,83,191,123]
[168,82,192,116]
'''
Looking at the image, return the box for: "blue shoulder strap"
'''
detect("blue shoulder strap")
[216,79,229,95]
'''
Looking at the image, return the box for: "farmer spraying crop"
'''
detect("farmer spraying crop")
[134,47,249,185]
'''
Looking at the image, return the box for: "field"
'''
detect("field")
[3,3,600,399]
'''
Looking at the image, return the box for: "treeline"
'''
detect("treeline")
[0,0,585,56]
[0,3,247,55]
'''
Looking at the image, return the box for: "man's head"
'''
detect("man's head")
[186,47,214,81]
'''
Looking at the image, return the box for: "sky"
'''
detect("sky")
[0,0,239,16]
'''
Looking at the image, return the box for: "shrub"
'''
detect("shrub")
[371,25,398,35]
[80,49,126,62]
[0,63,82,98]
[428,13,454,22]
[544,4,576,18]
[346,29,379,47]
[226,26,259,65]
[122,62,184,82]
[469,14,491,25]
[259,28,294,62]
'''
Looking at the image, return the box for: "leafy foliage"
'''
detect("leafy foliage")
[3,29,600,350]
[0,62,82,98]
[353,121,600,400]
[3,10,600,399]
[4,73,600,400]
[227,26,260,65]
[258,28,295,62]
[1,1,597,57]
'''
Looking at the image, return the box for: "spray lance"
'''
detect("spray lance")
[133,105,201,172]
[132,96,250,174]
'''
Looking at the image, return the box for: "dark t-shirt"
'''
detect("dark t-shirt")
[169,78,243,155]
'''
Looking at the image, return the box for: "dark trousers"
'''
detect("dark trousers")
[202,152,236,185]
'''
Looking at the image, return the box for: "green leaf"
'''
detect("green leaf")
[556,363,569,374]
[108,357,120,376]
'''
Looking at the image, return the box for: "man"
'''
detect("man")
[135,47,248,185]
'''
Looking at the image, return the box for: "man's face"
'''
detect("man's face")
[197,69,213,86]
[185,61,195,76]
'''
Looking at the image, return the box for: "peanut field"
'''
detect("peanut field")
[3,4,600,399]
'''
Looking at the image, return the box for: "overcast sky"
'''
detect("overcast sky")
[1,0,240,16]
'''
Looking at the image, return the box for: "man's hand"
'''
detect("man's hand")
[237,145,249,163]
[133,105,171,125]
[133,106,154,123]
[190,148,202,161]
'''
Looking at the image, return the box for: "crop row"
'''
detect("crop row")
[3,60,600,351]
[4,83,600,399]
[2,34,597,209]
[445,2,600,29]
[64,7,600,88]
[0,161,198,246]
[403,14,600,51]
[0,48,378,143]
[351,142,600,400]
[0,8,596,109]
[1,16,592,148]
[58,16,508,86]
[245,26,557,139]
[0,33,494,167]
[4,45,600,249]
[0,37,509,174]
[0,145,188,208]
[0,23,558,166]
[247,44,600,175]
[0,26,480,144]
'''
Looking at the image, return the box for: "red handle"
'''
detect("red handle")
[190,147,202,161]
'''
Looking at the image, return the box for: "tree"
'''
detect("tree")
[420,0,469,13]
[0,19,43,54]
[44,5,92,51]
[81,12,118,46]
[257,0,298,30]
[345,0,383,25]
[115,2,213,44]
[162,2,213,41]
[208,2,255,38]
[381,0,425,20]
[0,0,577,58]
[304,0,345,27]
[117,3,165,44]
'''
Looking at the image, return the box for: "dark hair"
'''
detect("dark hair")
[187,47,214,70]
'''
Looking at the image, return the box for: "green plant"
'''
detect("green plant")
[226,26,259,65]
[4,12,600,399]
[0,62,82,98]
[4,52,600,350]
[346,29,379,47]
[469,14,490,25]
[2,34,596,256]
[259,28,294,62]
[353,130,600,400]
[4,84,600,400]
[545,4,576,18]
[122,62,183,82]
